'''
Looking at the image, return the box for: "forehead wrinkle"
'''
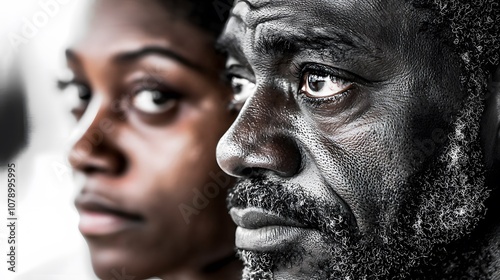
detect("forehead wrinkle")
[233,0,293,31]
[218,15,249,63]
[230,1,250,28]
[255,0,412,62]
[234,0,273,9]
[252,22,381,63]
[236,3,384,62]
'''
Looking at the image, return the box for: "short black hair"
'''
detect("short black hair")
[158,0,234,38]
[412,0,499,82]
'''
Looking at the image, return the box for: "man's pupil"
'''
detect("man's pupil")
[308,74,326,92]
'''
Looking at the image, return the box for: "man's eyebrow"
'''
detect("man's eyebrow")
[255,30,380,60]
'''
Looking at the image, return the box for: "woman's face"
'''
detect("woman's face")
[64,0,237,278]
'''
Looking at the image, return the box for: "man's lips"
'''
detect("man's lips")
[75,194,144,236]
[230,207,313,252]
[230,207,306,229]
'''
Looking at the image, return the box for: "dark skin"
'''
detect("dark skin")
[217,0,500,279]
[63,0,241,279]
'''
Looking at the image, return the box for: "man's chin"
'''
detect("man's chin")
[236,236,341,280]
[236,227,439,280]
[237,249,274,280]
[237,247,337,280]
[237,248,311,280]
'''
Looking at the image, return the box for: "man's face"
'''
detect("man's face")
[217,0,490,279]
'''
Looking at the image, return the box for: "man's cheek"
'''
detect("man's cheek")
[323,145,416,231]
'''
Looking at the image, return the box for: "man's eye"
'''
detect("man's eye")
[230,76,255,105]
[132,89,177,114]
[300,72,353,98]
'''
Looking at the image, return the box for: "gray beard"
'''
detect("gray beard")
[227,92,491,280]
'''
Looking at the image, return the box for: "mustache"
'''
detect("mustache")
[227,175,355,235]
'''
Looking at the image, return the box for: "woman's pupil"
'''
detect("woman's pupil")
[152,91,167,105]
[78,86,91,101]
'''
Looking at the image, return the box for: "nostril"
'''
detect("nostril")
[220,161,254,178]
[240,167,256,177]
[240,167,282,179]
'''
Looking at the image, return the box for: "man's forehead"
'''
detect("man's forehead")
[220,0,414,64]
[227,0,410,29]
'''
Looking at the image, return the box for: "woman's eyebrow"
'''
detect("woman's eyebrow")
[114,46,206,72]
[114,46,206,73]
[65,46,207,74]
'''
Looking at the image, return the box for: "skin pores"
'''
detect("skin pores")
[217,0,496,279]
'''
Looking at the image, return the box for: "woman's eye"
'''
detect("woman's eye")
[231,76,255,103]
[132,89,177,114]
[60,82,92,112]
[300,72,352,98]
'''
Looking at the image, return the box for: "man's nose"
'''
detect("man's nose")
[216,87,302,178]
[68,96,126,176]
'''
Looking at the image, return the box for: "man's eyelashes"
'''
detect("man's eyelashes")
[225,73,256,111]
[299,68,353,98]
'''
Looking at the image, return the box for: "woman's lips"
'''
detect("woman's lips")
[75,194,144,236]
[230,207,313,252]
[78,210,142,236]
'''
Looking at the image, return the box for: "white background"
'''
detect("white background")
[0,0,97,279]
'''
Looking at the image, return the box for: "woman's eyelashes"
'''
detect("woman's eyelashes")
[58,79,92,117]
[58,76,181,121]
[130,86,180,115]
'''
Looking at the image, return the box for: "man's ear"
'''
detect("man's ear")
[481,65,500,169]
